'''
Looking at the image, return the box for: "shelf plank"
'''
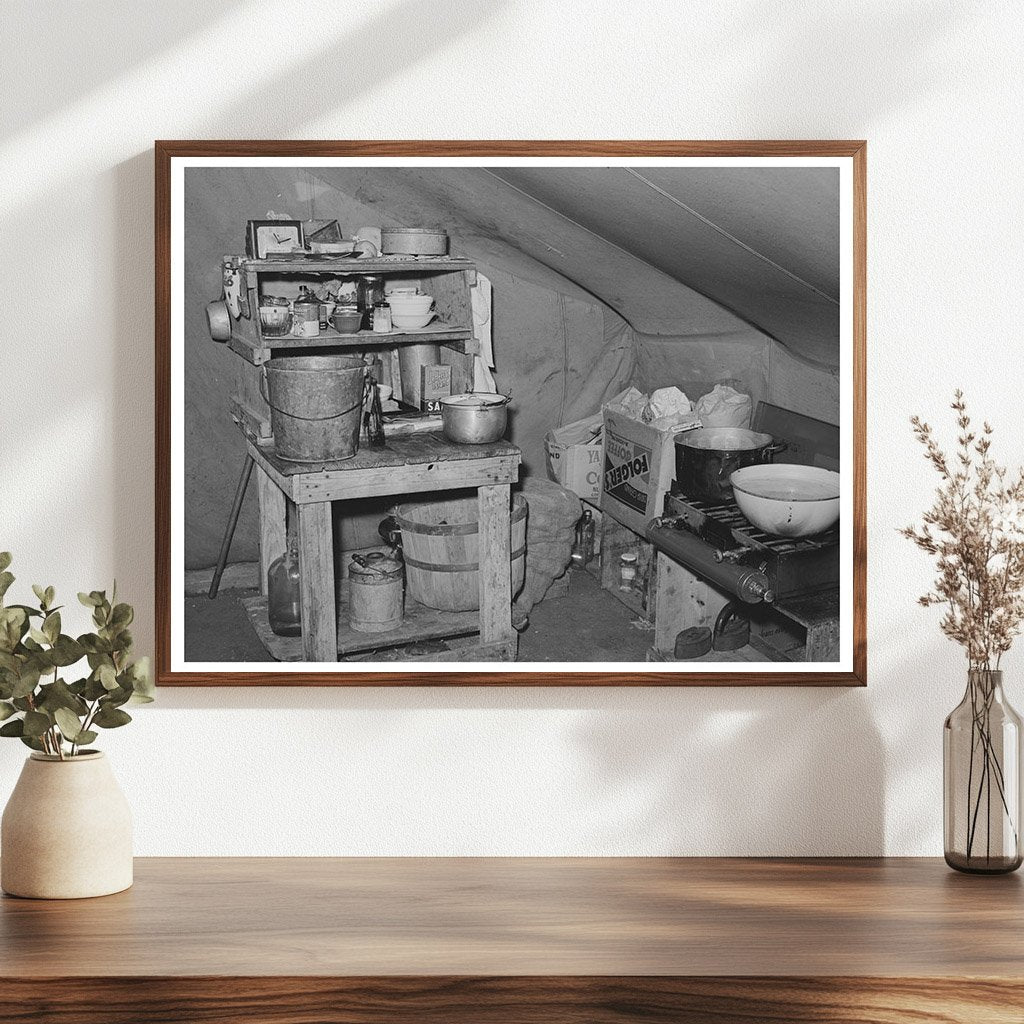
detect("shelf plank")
[241,256,475,274]
[259,320,473,347]
[242,588,482,660]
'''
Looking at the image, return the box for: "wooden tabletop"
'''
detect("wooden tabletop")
[255,429,520,477]
[2,857,1021,978]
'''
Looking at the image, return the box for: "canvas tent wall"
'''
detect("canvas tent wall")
[183,165,839,570]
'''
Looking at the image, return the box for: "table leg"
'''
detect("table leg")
[255,465,286,597]
[296,501,336,662]
[477,484,512,644]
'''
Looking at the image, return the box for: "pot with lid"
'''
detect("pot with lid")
[674,427,785,503]
[439,392,511,445]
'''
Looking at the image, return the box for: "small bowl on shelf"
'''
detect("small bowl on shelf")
[258,300,292,338]
[392,312,437,330]
[388,294,434,313]
[330,306,364,333]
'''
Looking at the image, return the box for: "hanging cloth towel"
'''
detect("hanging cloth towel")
[471,273,497,393]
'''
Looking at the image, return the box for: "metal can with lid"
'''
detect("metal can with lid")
[292,287,321,338]
[348,552,404,633]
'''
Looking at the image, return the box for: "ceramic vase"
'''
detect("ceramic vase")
[1,751,133,899]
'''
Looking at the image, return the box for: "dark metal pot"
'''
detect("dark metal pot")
[674,427,784,502]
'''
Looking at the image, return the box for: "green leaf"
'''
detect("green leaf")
[0,718,24,737]
[19,734,45,752]
[22,710,51,738]
[98,663,118,690]
[44,586,55,608]
[50,635,85,667]
[11,664,41,699]
[93,705,132,729]
[110,603,134,629]
[54,707,85,742]
[83,674,108,701]
[9,604,42,619]
[0,606,27,652]
[0,701,15,721]
[36,678,88,717]
[78,592,100,608]
[32,584,48,608]
[0,571,14,602]
[81,635,112,656]
[74,730,97,747]
[42,611,60,644]
[127,656,155,703]
[28,626,49,646]
[104,684,132,708]
[0,552,11,573]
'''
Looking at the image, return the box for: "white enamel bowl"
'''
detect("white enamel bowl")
[388,294,434,311]
[729,465,840,537]
[392,312,436,329]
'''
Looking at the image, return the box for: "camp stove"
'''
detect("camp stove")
[646,488,840,605]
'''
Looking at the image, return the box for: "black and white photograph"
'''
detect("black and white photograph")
[161,147,864,683]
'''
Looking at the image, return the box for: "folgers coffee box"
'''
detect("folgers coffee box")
[600,403,700,535]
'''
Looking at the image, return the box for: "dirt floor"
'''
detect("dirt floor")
[184,567,653,664]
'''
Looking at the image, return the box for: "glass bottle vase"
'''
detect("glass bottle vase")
[944,669,1022,873]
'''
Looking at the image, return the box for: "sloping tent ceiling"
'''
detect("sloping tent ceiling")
[310,165,840,366]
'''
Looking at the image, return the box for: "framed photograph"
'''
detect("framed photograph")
[156,141,865,686]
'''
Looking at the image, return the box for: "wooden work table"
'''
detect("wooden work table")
[1,858,1022,1023]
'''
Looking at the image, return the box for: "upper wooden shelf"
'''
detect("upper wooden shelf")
[239,256,475,275]
[3,857,1020,1022]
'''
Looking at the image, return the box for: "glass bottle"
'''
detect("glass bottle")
[944,669,1022,873]
[268,532,302,638]
[357,275,385,330]
[571,509,596,567]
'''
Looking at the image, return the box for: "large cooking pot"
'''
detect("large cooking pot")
[440,393,511,444]
[674,427,784,502]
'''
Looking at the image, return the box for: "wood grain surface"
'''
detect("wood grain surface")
[2,857,1020,1023]
[155,140,867,687]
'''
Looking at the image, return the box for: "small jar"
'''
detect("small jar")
[372,301,393,333]
[619,550,638,591]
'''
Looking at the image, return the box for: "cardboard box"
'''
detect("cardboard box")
[544,416,604,502]
[601,406,696,534]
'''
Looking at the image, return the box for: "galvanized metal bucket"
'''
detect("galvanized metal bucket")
[263,354,366,463]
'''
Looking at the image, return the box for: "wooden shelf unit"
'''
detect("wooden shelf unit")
[227,255,480,441]
[231,255,477,364]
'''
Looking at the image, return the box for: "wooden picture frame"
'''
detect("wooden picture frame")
[156,140,866,686]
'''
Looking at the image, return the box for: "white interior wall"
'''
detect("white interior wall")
[1,1,1022,856]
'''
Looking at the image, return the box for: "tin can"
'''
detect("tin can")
[292,289,321,338]
[348,553,404,633]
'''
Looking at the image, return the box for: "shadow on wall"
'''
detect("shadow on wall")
[146,680,885,855]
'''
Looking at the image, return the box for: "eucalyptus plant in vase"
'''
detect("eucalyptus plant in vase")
[903,392,1024,873]
[0,553,153,898]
